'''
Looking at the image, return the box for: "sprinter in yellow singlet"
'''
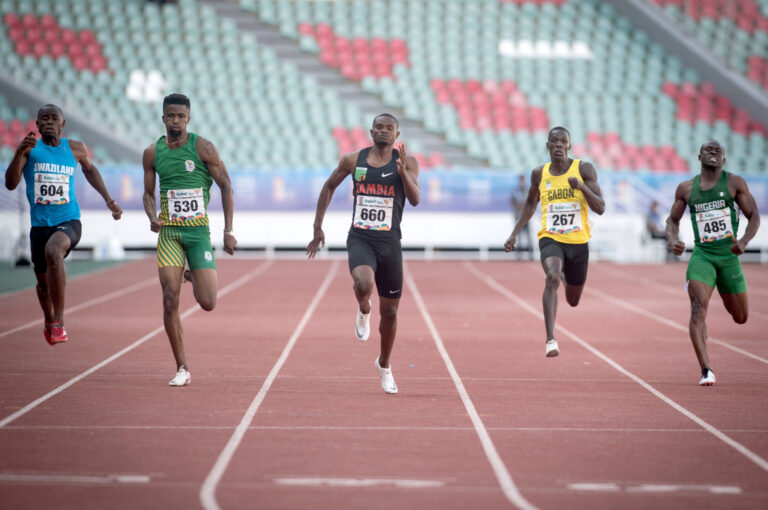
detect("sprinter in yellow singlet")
[504,127,605,357]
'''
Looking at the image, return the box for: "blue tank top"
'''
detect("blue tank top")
[23,138,80,227]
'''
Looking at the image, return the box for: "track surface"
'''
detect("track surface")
[0,258,766,509]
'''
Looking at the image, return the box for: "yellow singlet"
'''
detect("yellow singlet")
[538,159,591,244]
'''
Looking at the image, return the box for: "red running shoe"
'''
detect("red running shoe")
[49,322,68,344]
[44,322,53,345]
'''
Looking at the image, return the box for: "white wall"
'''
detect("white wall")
[2,210,766,263]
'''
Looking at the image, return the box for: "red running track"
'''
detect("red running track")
[0,258,766,509]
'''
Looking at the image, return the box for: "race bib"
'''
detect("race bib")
[545,202,582,234]
[353,195,393,231]
[168,188,204,222]
[696,208,733,243]
[34,173,69,205]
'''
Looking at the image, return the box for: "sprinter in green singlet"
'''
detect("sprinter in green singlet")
[666,140,760,386]
[142,93,237,387]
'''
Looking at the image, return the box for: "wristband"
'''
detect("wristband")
[223,229,234,237]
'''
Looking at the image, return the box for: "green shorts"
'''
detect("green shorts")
[157,225,216,270]
[686,248,747,294]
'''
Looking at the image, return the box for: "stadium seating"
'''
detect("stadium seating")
[243,0,767,173]
[0,0,443,169]
[651,0,768,92]
[1,0,765,173]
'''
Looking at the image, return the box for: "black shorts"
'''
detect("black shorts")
[30,219,82,274]
[539,237,589,286]
[346,231,403,299]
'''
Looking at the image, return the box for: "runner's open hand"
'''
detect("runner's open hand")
[223,232,237,255]
[306,227,325,259]
[16,131,37,156]
[397,142,407,176]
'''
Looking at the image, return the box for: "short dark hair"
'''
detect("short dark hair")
[548,126,570,140]
[373,113,399,127]
[38,104,63,117]
[163,93,191,109]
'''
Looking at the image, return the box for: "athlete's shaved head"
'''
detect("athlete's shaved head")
[699,139,724,155]
[373,113,399,128]
[548,126,570,141]
[38,104,63,118]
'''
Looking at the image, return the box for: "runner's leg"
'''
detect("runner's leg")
[688,280,715,370]
[378,296,399,368]
[542,255,562,341]
[159,266,186,370]
[44,231,71,323]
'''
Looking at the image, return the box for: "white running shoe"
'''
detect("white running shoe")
[355,300,371,341]
[169,367,191,387]
[699,369,716,386]
[545,339,560,357]
[375,357,398,394]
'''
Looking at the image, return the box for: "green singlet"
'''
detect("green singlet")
[686,171,746,294]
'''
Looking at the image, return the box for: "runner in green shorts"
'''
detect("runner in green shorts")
[157,225,217,271]
[143,93,237,387]
[666,140,760,386]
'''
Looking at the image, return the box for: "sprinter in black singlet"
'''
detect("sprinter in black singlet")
[307,113,420,394]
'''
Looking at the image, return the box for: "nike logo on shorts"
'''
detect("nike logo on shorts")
[389,289,400,294]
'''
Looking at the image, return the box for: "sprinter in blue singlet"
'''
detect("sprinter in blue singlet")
[4,104,122,345]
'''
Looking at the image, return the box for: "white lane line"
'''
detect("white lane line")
[0,260,274,429]
[586,286,768,365]
[273,477,445,488]
[199,261,339,510]
[465,262,768,475]
[568,483,621,492]
[0,473,150,484]
[13,425,766,433]
[627,484,742,494]
[595,264,768,321]
[0,277,157,339]
[406,270,538,510]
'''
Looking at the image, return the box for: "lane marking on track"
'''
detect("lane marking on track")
[585,285,768,365]
[0,473,150,484]
[199,261,339,510]
[273,477,445,488]
[595,263,768,327]
[465,262,768,475]
[568,482,741,494]
[10,424,765,433]
[0,260,274,429]
[0,277,157,340]
[406,269,539,510]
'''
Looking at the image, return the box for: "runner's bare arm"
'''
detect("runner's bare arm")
[730,174,760,255]
[505,167,542,251]
[70,140,122,220]
[4,131,36,190]
[306,152,356,259]
[198,136,236,255]
[666,179,692,256]
[572,161,605,215]
[396,143,420,206]
[142,144,163,232]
